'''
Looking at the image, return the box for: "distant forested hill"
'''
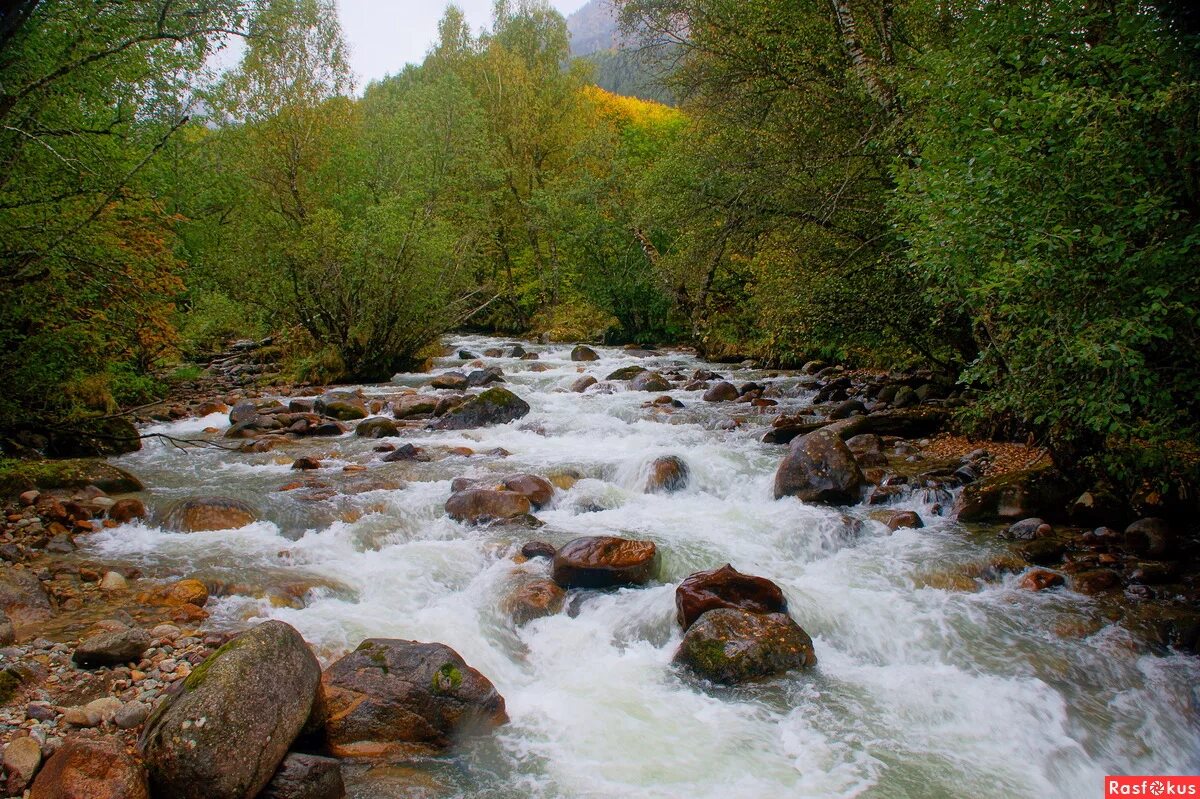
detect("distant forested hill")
[566,0,674,104]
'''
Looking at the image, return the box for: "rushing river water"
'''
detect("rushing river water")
[89,336,1197,798]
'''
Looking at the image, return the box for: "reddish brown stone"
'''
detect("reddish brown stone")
[502,475,555,509]
[675,564,787,631]
[552,536,659,589]
[1018,568,1065,591]
[30,737,149,799]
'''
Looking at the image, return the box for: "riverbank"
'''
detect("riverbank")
[0,336,1196,797]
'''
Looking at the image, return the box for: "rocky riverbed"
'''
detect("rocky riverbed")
[0,336,1196,798]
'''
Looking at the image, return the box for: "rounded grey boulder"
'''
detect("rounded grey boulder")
[140,620,321,799]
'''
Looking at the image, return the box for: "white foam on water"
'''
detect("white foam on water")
[89,335,1200,798]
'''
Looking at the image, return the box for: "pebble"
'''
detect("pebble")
[26,703,56,721]
[99,571,127,590]
[114,700,150,729]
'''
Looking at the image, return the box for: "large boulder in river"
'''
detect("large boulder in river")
[773,428,863,505]
[321,639,508,758]
[140,620,321,799]
[629,371,670,392]
[552,536,659,588]
[432,387,530,430]
[445,489,531,524]
[161,497,258,532]
[954,465,1074,522]
[702,382,739,402]
[31,737,149,799]
[673,608,816,684]
[571,345,600,362]
[645,456,689,493]
[675,565,787,631]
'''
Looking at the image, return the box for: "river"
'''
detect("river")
[88,336,1198,798]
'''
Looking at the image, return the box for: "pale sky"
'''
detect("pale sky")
[338,0,591,86]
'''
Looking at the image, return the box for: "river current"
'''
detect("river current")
[90,336,1198,798]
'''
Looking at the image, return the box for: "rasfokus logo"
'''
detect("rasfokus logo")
[1106,777,1200,797]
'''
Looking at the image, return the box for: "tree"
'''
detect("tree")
[0,0,248,438]
[896,0,1200,483]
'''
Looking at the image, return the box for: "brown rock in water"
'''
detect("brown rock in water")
[673,608,816,684]
[445,489,531,524]
[570,345,600,362]
[109,498,147,524]
[505,579,566,624]
[629,371,670,392]
[552,536,659,589]
[291,457,321,471]
[645,455,690,494]
[675,564,787,631]
[160,497,257,532]
[1018,568,1065,591]
[166,579,209,607]
[355,418,399,439]
[570,375,598,393]
[392,395,439,420]
[702,381,739,402]
[140,621,321,799]
[432,387,530,430]
[502,474,555,509]
[773,428,863,505]
[877,510,923,531]
[1070,569,1120,595]
[259,753,345,799]
[321,639,507,759]
[30,737,148,799]
[520,541,556,560]
[430,372,469,391]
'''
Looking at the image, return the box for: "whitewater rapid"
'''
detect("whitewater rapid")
[92,336,1199,798]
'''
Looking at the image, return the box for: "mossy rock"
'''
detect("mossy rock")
[140,620,320,799]
[0,458,144,497]
[955,465,1075,522]
[431,387,530,431]
[673,608,816,684]
[320,638,508,759]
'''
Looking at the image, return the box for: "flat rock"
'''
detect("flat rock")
[552,536,659,589]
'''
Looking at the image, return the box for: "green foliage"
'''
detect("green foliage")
[896,0,1200,480]
[0,0,247,439]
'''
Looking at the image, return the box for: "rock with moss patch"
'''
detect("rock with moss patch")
[0,458,143,497]
[605,365,646,381]
[140,620,321,799]
[355,418,399,439]
[673,608,816,684]
[321,639,508,758]
[431,387,530,430]
[954,465,1074,522]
